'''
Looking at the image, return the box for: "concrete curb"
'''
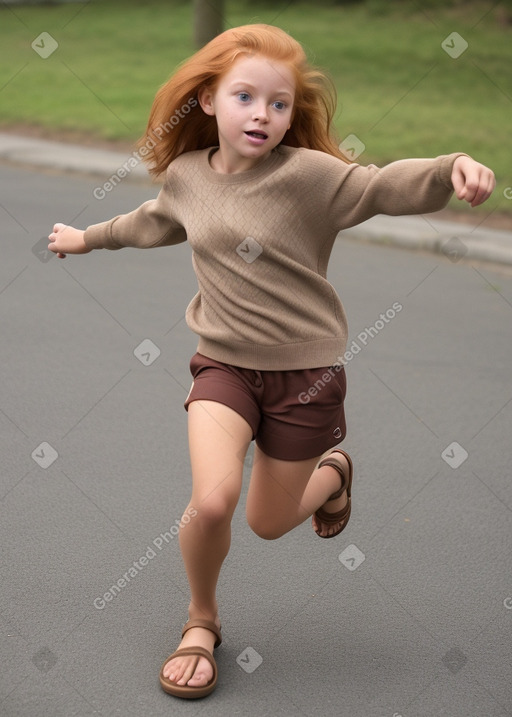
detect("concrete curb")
[1,132,511,266]
[0,132,149,180]
[342,214,512,267]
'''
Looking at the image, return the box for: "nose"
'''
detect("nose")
[252,102,269,122]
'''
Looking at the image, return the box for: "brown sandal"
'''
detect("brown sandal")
[313,449,353,539]
[159,619,222,699]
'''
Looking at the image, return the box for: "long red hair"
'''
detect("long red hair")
[138,24,348,176]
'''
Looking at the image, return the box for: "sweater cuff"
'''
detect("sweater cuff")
[438,152,469,188]
[84,218,120,250]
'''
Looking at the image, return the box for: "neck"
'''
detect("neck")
[209,147,273,174]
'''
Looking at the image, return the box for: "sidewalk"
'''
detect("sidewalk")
[1,131,511,265]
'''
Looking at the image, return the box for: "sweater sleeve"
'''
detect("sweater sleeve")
[326,152,467,231]
[84,177,186,250]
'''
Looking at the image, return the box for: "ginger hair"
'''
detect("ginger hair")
[138,23,348,176]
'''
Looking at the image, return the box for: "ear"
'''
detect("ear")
[198,85,216,116]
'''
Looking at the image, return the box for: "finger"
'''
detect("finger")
[481,171,496,204]
[451,169,466,200]
[461,171,481,205]
[470,185,485,207]
[49,223,64,241]
[470,171,495,207]
[48,240,64,255]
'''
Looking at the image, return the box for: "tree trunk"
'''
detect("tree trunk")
[193,0,225,48]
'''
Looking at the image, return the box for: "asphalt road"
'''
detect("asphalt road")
[1,163,511,717]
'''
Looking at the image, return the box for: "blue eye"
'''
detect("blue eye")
[272,101,287,111]
[237,92,251,102]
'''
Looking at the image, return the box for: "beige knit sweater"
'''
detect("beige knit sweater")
[84,145,462,370]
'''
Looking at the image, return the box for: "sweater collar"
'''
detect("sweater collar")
[200,146,285,184]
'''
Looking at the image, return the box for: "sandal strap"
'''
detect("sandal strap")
[318,449,353,500]
[182,619,222,648]
[314,501,351,526]
[159,646,218,697]
[163,645,217,674]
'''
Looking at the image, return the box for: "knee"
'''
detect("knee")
[246,513,286,541]
[192,495,234,532]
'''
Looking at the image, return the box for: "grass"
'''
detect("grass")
[1,0,511,216]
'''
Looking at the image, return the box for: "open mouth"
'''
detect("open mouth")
[245,130,268,140]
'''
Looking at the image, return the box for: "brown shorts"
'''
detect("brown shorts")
[184,352,347,461]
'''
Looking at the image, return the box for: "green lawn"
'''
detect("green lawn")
[1,0,511,215]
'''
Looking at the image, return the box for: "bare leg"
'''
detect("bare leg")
[246,446,350,540]
[162,400,252,688]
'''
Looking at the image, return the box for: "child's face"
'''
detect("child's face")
[199,54,295,173]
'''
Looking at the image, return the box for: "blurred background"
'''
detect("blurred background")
[1,0,511,219]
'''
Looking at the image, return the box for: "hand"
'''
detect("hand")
[451,156,495,208]
[48,223,91,259]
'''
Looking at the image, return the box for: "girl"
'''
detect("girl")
[48,24,495,699]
